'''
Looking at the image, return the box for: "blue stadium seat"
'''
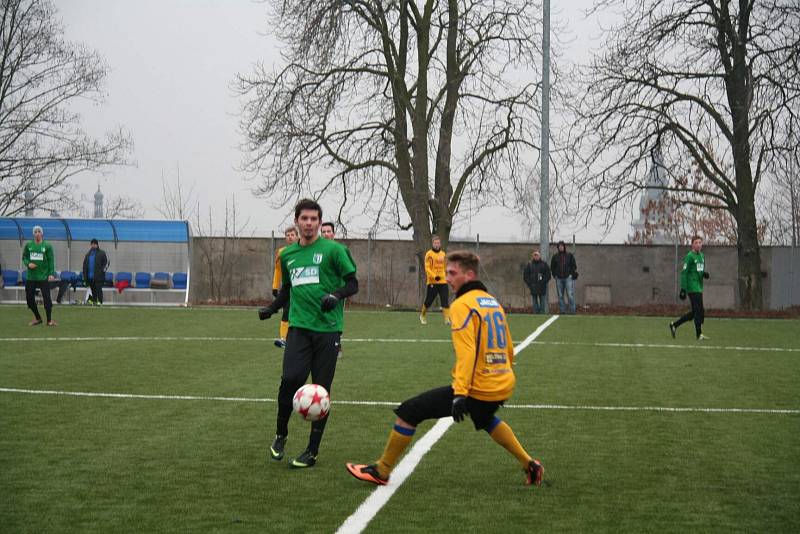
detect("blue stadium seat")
[134,272,151,288]
[60,270,77,283]
[21,270,27,283]
[115,272,132,286]
[152,272,170,288]
[172,272,188,289]
[104,271,114,287]
[2,269,19,286]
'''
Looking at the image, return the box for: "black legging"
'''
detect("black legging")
[674,292,704,337]
[25,279,53,322]
[423,283,449,309]
[88,278,104,304]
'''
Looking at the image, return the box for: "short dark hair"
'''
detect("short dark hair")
[447,250,480,275]
[90,238,99,245]
[283,226,298,235]
[294,198,322,220]
[691,235,702,243]
[321,221,335,232]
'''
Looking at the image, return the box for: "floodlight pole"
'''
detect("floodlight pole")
[539,0,551,310]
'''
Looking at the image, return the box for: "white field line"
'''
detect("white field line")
[2,387,798,415]
[334,315,560,534]
[1,334,797,353]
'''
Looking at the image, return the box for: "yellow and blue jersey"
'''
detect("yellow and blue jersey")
[449,286,515,401]
[425,249,446,285]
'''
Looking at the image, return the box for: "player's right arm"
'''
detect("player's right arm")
[22,243,30,267]
[424,250,435,284]
[680,253,692,291]
[272,246,284,292]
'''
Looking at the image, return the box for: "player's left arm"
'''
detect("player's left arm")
[451,306,479,396]
[46,244,56,278]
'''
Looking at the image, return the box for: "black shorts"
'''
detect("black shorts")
[394,385,504,431]
[423,283,449,308]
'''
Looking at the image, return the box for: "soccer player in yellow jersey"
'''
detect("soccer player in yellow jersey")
[347,250,544,487]
[419,235,450,325]
[272,226,298,348]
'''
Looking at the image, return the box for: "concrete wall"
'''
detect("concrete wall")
[187,237,798,310]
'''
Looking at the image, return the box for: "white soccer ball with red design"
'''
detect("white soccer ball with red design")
[292,384,331,422]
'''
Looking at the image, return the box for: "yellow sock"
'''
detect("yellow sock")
[375,426,414,478]
[420,305,427,317]
[442,308,450,324]
[279,321,289,340]
[489,420,531,468]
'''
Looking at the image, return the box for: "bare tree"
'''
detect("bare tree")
[0,0,132,216]
[568,0,800,310]
[192,196,251,303]
[237,0,550,266]
[156,166,197,221]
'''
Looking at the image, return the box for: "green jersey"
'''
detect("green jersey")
[280,237,356,332]
[680,250,705,293]
[22,240,56,281]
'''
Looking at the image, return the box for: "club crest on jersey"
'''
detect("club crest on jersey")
[476,297,499,308]
[313,253,323,264]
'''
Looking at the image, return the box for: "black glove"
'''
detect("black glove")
[321,293,339,312]
[258,307,273,320]
[571,271,579,280]
[434,276,441,282]
[703,272,710,280]
[679,289,686,300]
[451,395,468,423]
[272,288,279,297]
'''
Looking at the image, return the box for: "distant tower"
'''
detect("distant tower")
[631,144,672,244]
[94,185,104,218]
[24,190,34,216]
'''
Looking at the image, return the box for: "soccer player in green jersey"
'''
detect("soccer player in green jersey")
[22,225,57,326]
[670,236,710,340]
[258,199,358,468]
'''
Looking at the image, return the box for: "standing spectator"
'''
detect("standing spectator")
[670,236,710,340]
[523,250,551,314]
[550,240,578,314]
[419,235,450,325]
[82,239,109,305]
[272,226,299,348]
[258,199,358,468]
[22,225,57,326]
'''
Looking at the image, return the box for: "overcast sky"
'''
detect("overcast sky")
[58,0,633,243]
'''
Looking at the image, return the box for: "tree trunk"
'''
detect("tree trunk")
[736,199,763,311]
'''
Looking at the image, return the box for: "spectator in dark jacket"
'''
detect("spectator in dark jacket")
[82,239,109,305]
[550,240,578,314]
[523,250,551,314]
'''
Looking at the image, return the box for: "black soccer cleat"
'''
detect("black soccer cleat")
[274,338,286,349]
[669,322,677,339]
[289,449,317,469]
[269,434,287,461]
[525,459,544,487]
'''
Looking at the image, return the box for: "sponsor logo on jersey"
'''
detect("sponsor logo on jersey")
[313,253,323,264]
[291,266,320,286]
[484,352,507,365]
[30,252,44,261]
[696,263,704,272]
[476,297,499,308]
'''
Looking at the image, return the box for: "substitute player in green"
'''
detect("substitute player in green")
[258,199,358,468]
[670,235,710,340]
[22,225,58,326]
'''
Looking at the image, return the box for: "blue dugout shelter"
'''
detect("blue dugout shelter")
[0,218,191,306]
